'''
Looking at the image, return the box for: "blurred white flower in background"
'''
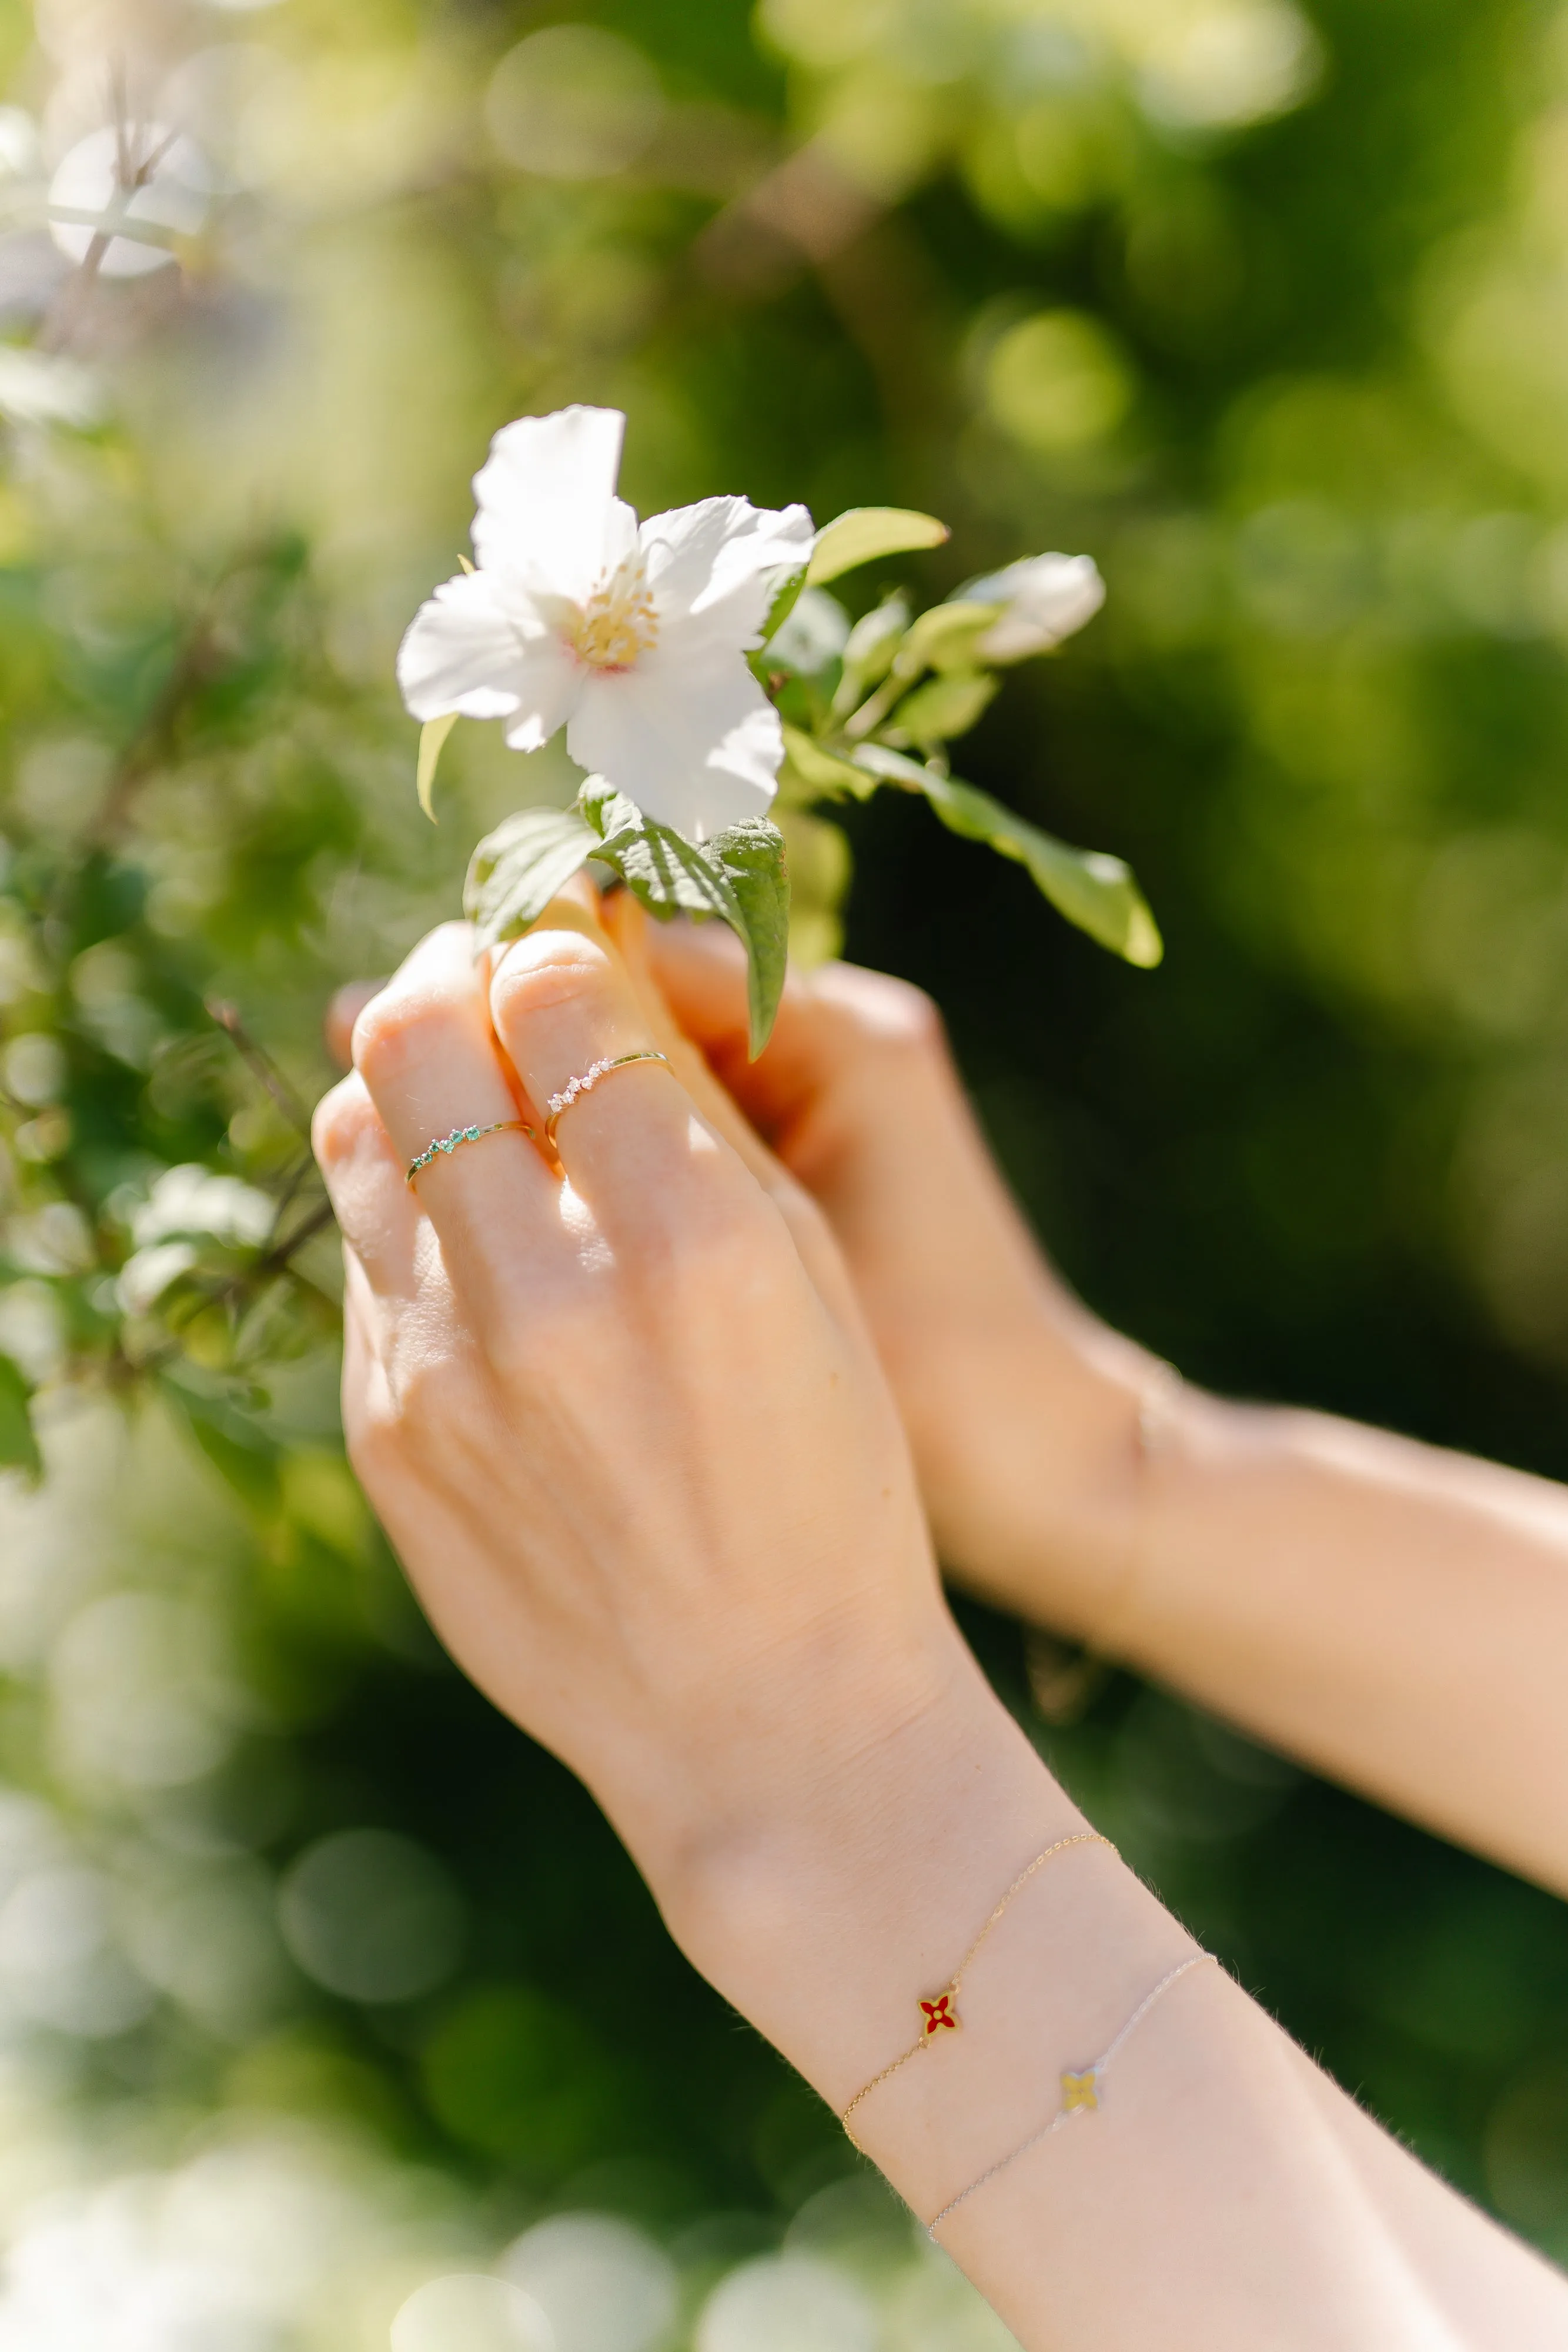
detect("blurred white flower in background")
[47,122,210,278]
[0,346,100,427]
[397,405,814,839]
[116,1163,273,1314]
[963,553,1106,662]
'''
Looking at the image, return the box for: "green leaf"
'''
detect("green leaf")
[888,670,998,747]
[899,599,1004,674]
[780,723,878,801]
[706,818,790,1057]
[589,806,739,923]
[831,594,911,720]
[765,587,851,679]
[850,744,1162,967]
[760,563,809,645]
[806,507,950,586]
[160,1371,282,1514]
[464,806,598,953]
[416,711,459,823]
[0,1354,41,1481]
[583,789,790,1054]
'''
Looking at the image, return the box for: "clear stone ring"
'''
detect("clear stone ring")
[405,1118,533,1187]
[544,1050,670,1147]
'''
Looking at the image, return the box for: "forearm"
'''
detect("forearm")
[661,1666,1567,2352]
[1118,1384,1568,1895]
[951,1310,1568,1896]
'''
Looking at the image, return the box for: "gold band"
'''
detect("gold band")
[406,1118,533,1187]
[925,1952,1218,2233]
[840,1832,1116,2139]
[543,1050,670,1147]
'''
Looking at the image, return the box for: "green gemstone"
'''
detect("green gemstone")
[467,1126,479,1139]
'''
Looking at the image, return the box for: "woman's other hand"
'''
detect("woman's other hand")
[636,910,1154,1642]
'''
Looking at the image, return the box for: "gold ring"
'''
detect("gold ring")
[544,1051,670,1147]
[406,1117,533,1187]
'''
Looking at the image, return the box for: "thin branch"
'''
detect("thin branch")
[40,72,182,355]
[126,1192,339,1381]
[205,1000,315,1142]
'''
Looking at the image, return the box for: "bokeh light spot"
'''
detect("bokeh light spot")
[502,2213,677,2352]
[983,311,1134,454]
[279,1829,464,2004]
[697,2254,875,2352]
[484,31,663,182]
[392,2273,555,2352]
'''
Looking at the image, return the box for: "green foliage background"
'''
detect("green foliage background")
[1,0,1567,2338]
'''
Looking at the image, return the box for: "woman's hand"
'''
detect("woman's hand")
[312,894,1064,2090]
[314,896,1568,2351]
[634,911,1155,1642]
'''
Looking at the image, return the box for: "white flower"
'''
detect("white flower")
[961,553,1106,663]
[398,406,814,840]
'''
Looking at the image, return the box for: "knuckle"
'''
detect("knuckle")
[490,928,617,1030]
[352,979,470,1093]
[815,965,945,1062]
[344,1392,402,1492]
[312,1074,379,1171]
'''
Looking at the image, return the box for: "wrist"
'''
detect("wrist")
[653,1637,1084,2107]
[912,1285,1159,1646]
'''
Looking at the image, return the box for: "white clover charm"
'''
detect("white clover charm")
[397,405,814,840]
[962,553,1106,663]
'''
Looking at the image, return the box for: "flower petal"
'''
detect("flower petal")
[397,569,582,746]
[566,648,783,838]
[472,406,634,602]
[639,496,815,649]
[966,553,1105,662]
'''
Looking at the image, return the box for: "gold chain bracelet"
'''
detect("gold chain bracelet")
[840,1831,1116,2140]
[926,1951,1219,2233]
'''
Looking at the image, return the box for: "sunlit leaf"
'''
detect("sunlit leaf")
[759,563,809,644]
[0,1354,41,1481]
[850,744,1162,967]
[831,594,911,720]
[706,818,790,1057]
[779,723,877,800]
[464,806,598,951]
[586,792,740,921]
[583,788,790,1053]
[889,669,998,746]
[806,506,950,585]
[416,712,459,822]
[899,599,1004,674]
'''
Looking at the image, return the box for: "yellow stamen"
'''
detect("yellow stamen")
[574,560,658,671]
